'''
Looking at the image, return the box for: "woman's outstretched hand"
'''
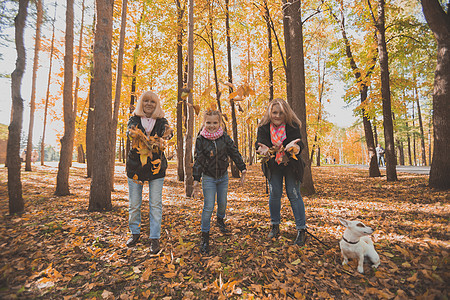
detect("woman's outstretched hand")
[256,143,270,156]
[193,181,200,199]
[285,138,301,154]
[240,170,247,187]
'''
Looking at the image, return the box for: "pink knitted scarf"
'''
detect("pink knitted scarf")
[200,126,224,140]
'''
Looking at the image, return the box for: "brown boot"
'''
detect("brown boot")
[126,234,140,247]
[149,239,160,255]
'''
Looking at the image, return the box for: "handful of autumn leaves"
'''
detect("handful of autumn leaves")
[257,139,300,165]
[129,125,173,172]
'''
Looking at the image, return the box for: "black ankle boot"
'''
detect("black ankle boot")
[216,217,229,233]
[126,234,140,247]
[294,229,307,246]
[200,231,210,254]
[268,224,279,239]
[149,239,160,255]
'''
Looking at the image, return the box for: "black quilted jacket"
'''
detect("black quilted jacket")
[193,131,246,182]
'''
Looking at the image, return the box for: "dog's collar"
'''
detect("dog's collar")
[342,237,359,244]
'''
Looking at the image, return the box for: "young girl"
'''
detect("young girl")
[256,98,307,246]
[126,91,173,254]
[193,109,247,254]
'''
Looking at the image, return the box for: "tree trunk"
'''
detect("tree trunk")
[86,70,94,177]
[421,0,450,189]
[89,0,113,211]
[412,103,416,165]
[176,0,185,181]
[374,125,378,146]
[109,0,128,191]
[73,0,85,165]
[208,7,222,113]
[55,0,76,195]
[406,119,412,165]
[281,0,292,103]
[375,0,397,181]
[85,1,96,178]
[414,84,427,166]
[41,3,57,166]
[25,0,43,172]
[225,0,240,178]
[184,0,195,197]
[8,0,28,214]
[263,0,274,100]
[283,0,315,195]
[330,3,380,177]
[77,144,85,163]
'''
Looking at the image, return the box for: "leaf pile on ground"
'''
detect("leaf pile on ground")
[0,163,448,299]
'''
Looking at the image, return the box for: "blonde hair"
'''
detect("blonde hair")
[258,98,302,128]
[133,91,165,118]
[202,109,224,127]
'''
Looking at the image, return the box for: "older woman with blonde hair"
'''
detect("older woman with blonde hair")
[125,90,173,254]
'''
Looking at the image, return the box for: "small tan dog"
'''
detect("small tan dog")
[338,217,380,273]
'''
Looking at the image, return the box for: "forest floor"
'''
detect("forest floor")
[0,162,449,299]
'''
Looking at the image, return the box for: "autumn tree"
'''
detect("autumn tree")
[327,0,381,177]
[369,0,397,181]
[25,0,42,171]
[110,0,128,191]
[421,0,450,190]
[8,0,28,214]
[89,0,113,211]
[55,0,76,195]
[41,3,57,166]
[73,0,86,164]
[185,0,194,197]
[283,0,315,195]
[176,0,185,181]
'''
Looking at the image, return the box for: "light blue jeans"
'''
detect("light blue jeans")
[268,167,306,230]
[201,173,229,232]
[128,177,164,239]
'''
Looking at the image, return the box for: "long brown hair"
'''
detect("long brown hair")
[258,98,302,128]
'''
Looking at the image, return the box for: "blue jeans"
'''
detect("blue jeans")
[201,174,229,232]
[378,155,385,167]
[128,177,164,239]
[268,167,306,230]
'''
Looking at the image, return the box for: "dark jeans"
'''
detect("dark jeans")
[268,166,306,230]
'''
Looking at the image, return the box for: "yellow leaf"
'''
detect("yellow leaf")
[140,154,148,166]
[193,104,201,115]
[201,85,214,97]
[291,259,301,265]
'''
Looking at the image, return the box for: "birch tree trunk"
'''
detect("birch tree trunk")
[8,0,28,214]
[41,2,57,166]
[25,0,42,171]
[55,0,76,195]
